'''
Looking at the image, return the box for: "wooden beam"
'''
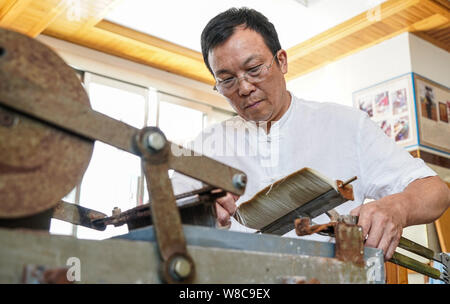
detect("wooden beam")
[72,0,124,37]
[26,0,72,37]
[0,0,32,28]
[409,13,448,31]
[95,20,203,62]
[0,0,18,20]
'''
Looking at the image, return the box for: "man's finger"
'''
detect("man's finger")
[365,221,383,249]
[350,205,361,217]
[216,192,237,216]
[215,202,231,227]
[385,238,399,260]
[376,233,392,259]
[356,211,371,240]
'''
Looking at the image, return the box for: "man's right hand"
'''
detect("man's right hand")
[214,190,239,228]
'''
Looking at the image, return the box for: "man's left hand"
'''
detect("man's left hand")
[350,193,407,260]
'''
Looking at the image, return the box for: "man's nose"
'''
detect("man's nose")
[237,77,256,96]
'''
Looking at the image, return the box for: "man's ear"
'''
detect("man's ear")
[277,49,288,74]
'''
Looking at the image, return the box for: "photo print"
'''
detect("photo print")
[377,119,392,138]
[393,115,409,142]
[374,91,390,117]
[419,84,438,121]
[391,88,408,115]
[439,102,448,123]
[358,96,373,117]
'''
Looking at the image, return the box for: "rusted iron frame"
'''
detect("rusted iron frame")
[0,92,247,283]
[0,29,248,282]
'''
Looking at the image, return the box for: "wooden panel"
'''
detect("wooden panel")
[385,262,409,284]
[410,149,450,168]
[435,186,450,252]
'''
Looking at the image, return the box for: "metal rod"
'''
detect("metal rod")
[341,176,357,187]
[389,252,442,281]
[398,237,440,262]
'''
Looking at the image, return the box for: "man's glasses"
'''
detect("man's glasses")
[213,51,279,94]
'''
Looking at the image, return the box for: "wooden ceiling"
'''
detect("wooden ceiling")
[0,0,448,85]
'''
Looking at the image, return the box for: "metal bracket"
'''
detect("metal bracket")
[135,127,195,284]
[295,216,364,267]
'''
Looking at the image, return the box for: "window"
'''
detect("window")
[49,72,233,240]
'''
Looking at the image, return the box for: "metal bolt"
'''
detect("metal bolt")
[232,173,247,189]
[170,256,191,280]
[146,132,166,151]
[112,207,121,216]
[0,109,16,127]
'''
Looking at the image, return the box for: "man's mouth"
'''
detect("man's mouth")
[244,100,263,109]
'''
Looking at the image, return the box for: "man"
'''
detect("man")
[174,7,450,260]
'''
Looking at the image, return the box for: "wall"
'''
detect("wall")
[409,34,450,88]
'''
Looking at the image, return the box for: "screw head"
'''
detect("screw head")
[112,207,121,216]
[232,173,247,189]
[146,132,166,151]
[170,256,192,280]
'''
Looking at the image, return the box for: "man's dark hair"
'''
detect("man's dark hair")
[201,7,282,75]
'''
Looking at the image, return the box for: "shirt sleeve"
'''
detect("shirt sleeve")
[356,112,436,200]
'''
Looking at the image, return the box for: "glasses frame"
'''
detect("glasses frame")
[213,50,280,94]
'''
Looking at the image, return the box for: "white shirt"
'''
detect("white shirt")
[172,93,436,242]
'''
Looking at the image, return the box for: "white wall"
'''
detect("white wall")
[287,32,412,106]
[409,34,450,87]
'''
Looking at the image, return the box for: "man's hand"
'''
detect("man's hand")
[214,190,239,228]
[350,176,450,260]
[350,193,407,260]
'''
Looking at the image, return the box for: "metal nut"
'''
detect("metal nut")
[232,173,247,189]
[146,132,166,151]
[170,256,192,280]
[112,207,121,216]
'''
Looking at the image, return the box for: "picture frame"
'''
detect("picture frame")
[413,74,450,154]
[352,73,417,148]
[353,73,450,156]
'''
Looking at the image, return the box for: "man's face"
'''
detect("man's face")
[208,27,289,122]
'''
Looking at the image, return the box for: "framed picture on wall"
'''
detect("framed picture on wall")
[413,74,450,154]
[352,74,417,148]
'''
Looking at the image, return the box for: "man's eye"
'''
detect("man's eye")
[247,65,262,76]
[222,78,235,84]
